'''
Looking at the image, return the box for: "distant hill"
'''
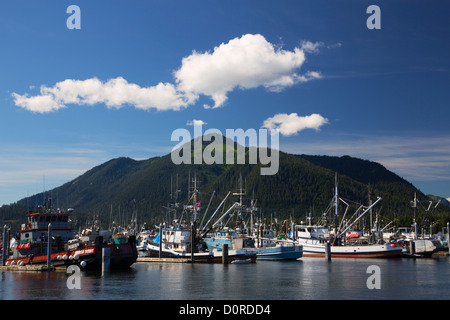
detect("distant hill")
[427,195,450,208]
[2,136,449,231]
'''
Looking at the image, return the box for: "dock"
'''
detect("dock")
[0,264,51,272]
[0,262,68,272]
[432,250,449,257]
[136,257,191,263]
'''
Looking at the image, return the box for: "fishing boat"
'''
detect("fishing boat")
[253,238,303,260]
[136,226,155,256]
[143,225,257,263]
[2,201,137,270]
[397,194,439,258]
[291,175,402,258]
[292,224,402,258]
[398,228,436,258]
[138,174,257,263]
[204,228,302,260]
[202,174,302,261]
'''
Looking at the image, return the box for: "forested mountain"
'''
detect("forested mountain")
[1,137,449,232]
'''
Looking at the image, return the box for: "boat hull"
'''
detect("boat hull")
[401,239,436,258]
[253,245,303,260]
[5,242,137,270]
[144,244,257,263]
[300,243,402,258]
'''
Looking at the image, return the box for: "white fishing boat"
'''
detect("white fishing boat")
[398,194,439,257]
[293,224,402,258]
[291,175,402,258]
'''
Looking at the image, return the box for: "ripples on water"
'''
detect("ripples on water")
[1,257,449,300]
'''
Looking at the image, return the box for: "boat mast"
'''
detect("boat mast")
[233,174,245,227]
[192,172,198,223]
[369,186,373,234]
[413,192,417,240]
[334,173,338,244]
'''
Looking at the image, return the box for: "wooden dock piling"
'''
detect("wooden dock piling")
[2,225,8,266]
[447,222,449,255]
[47,223,52,271]
[325,241,331,261]
[222,244,228,264]
[159,223,163,259]
[102,247,110,274]
[191,222,195,263]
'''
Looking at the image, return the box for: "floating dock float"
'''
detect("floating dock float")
[0,264,53,272]
[136,257,191,263]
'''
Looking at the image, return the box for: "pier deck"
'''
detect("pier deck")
[0,264,51,272]
[136,257,191,263]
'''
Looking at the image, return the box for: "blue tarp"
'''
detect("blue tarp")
[153,232,160,244]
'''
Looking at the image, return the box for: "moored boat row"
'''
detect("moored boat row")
[2,174,448,271]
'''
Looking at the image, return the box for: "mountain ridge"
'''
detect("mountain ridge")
[2,137,449,231]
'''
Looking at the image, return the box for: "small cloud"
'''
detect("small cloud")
[300,41,323,54]
[262,113,329,136]
[327,42,342,49]
[186,119,207,126]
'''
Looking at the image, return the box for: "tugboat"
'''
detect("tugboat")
[2,200,137,270]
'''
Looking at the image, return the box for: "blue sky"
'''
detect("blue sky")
[1,0,449,205]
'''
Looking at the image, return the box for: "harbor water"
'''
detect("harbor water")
[1,256,449,300]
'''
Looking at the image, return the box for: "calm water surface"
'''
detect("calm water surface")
[1,256,449,300]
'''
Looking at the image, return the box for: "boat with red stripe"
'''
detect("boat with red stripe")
[1,199,137,270]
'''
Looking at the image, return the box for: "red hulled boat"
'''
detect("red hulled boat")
[2,203,137,271]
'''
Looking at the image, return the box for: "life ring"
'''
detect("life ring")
[168,244,173,249]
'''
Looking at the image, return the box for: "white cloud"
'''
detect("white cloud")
[12,93,65,113]
[174,34,320,109]
[12,34,322,113]
[262,113,329,136]
[186,119,207,126]
[13,77,190,113]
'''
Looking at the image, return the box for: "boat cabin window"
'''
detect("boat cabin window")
[24,233,29,238]
[298,228,307,232]
[39,216,45,222]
